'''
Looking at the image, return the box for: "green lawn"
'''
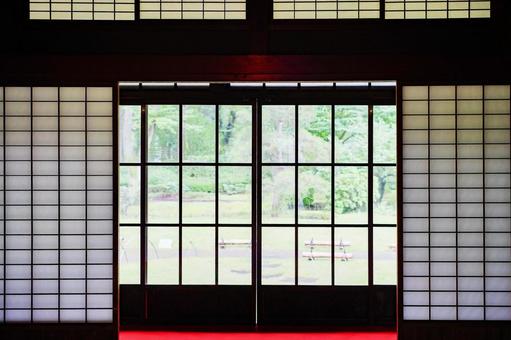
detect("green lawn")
[121,193,252,224]
[120,188,396,285]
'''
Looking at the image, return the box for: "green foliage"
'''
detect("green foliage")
[302,106,331,142]
[220,167,251,195]
[262,106,295,162]
[335,167,368,214]
[119,106,142,162]
[335,105,368,162]
[148,105,180,162]
[299,167,331,210]
[302,188,315,208]
[374,166,397,216]
[148,167,179,194]
[260,105,396,221]
[122,104,397,225]
[374,106,397,163]
[184,105,216,162]
[184,167,215,193]
[219,106,252,163]
[298,106,331,162]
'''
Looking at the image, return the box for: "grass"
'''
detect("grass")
[120,191,396,285]
[121,193,252,224]
[120,225,397,286]
[262,209,396,225]
[122,192,396,226]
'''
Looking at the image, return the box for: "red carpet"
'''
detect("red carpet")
[121,330,396,340]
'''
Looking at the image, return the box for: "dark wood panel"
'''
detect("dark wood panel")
[258,286,396,326]
[399,322,511,340]
[120,285,255,326]
[120,285,146,323]
[0,324,117,340]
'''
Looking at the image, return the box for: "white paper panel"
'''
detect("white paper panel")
[385,0,491,19]
[458,100,484,114]
[404,306,429,320]
[403,101,428,114]
[0,87,114,324]
[430,101,455,115]
[402,84,511,321]
[403,218,428,232]
[403,248,429,262]
[430,218,456,232]
[30,0,135,20]
[141,0,246,19]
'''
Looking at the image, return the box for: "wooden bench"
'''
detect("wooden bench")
[218,239,251,248]
[301,251,353,261]
[304,239,352,249]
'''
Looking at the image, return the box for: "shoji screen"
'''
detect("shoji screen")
[139,0,246,19]
[402,85,511,321]
[29,0,135,20]
[385,0,491,19]
[273,0,380,19]
[0,87,114,323]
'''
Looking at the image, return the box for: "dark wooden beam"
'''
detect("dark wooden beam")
[1,54,510,84]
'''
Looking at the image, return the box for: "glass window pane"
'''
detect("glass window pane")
[374,227,397,285]
[148,105,179,163]
[335,166,368,224]
[262,105,295,163]
[218,227,252,285]
[374,105,397,163]
[147,227,179,285]
[119,106,141,163]
[119,227,140,284]
[182,227,215,285]
[299,227,331,285]
[335,227,368,286]
[298,105,331,163]
[374,166,397,224]
[262,227,295,285]
[148,166,179,224]
[183,105,216,163]
[262,166,295,224]
[335,105,368,163]
[219,166,252,224]
[182,166,215,224]
[219,105,252,163]
[120,166,140,223]
[298,166,331,224]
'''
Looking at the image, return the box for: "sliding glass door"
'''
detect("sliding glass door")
[258,103,397,324]
[119,101,256,324]
[118,84,397,326]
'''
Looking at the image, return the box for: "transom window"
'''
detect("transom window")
[29,0,136,20]
[140,0,246,19]
[385,0,491,19]
[28,0,491,20]
[273,0,380,19]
